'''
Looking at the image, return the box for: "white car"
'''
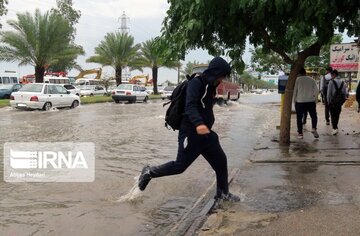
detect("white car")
[10,83,80,110]
[80,85,107,97]
[63,84,81,96]
[161,86,175,100]
[145,86,154,94]
[111,84,148,103]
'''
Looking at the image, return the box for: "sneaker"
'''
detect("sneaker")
[215,192,240,202]
[326,121,330,125]
[311,129,319,138]
[138,165,152,191]
[297,133,303,139]
[332,129,338,135]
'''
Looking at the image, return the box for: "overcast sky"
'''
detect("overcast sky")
[1,0,234,83]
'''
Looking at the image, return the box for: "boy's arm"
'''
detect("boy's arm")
[185,78,205,128]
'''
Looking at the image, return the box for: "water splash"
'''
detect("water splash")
[117,175,143,203]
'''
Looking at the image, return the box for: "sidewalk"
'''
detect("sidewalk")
[197,103,360,236]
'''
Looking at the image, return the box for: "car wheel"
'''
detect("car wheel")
[143,96,148,103]
[114,99,120,103]
[3,94,10,99]
[43,102,52,111]
[90,93,94,97]
[71,100,79,108]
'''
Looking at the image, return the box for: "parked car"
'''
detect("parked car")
[0,84,22,99]
[10,83,80,110]
[80,85,107,97]
[107,85,117,95]
[161,86,175,100]
[111,84,148,103]
[250,89,263,94]
[63,84,81,96]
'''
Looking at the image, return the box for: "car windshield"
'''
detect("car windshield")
[20,84,43,92]
[0,85,13,90]
[116,84,132,90]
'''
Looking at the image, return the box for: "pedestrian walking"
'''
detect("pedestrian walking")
[293,67,319,139]
[327,69,348,135]
[137,57,240,202]
[320,67,333,125]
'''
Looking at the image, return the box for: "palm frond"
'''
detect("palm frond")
[0,8,83,70]
[87,32,142,69]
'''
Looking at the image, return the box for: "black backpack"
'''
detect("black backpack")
[330,80,346,107]
[163,74,203,130]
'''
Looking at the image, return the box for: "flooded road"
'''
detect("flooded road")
[0,93,280,236]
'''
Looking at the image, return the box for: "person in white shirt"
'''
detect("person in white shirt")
[293,68,319,139]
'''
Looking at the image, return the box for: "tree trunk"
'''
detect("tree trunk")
[277,42,321,145]
[115,67,122,86]
[279,60,305,145]
[152,66,158,94]
[35,66,45,83]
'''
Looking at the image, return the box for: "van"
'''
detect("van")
[0,71,19,84]
[43,76,70,85]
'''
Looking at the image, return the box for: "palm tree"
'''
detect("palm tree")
[0,9,84,82]
[139,38,179,94]
[87,32,142,85]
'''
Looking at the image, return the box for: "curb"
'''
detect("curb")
[167,168,239,235]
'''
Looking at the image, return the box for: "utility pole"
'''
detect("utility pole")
[118,11,131,82]
[118,11,129,33]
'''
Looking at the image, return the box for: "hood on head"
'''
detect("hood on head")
[202,57,231,84]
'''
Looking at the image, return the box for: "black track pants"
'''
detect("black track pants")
[149,130,229,195]
[329,105,342,129]
[295,102,318,134]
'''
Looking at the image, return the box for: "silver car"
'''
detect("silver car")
[161,86,175,100]
[63,84,81,96]
[111,84,148,103]
[80,85,107,97]
[10,83,80,110]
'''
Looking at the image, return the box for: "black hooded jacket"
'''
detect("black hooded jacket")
[182,57,231,131]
